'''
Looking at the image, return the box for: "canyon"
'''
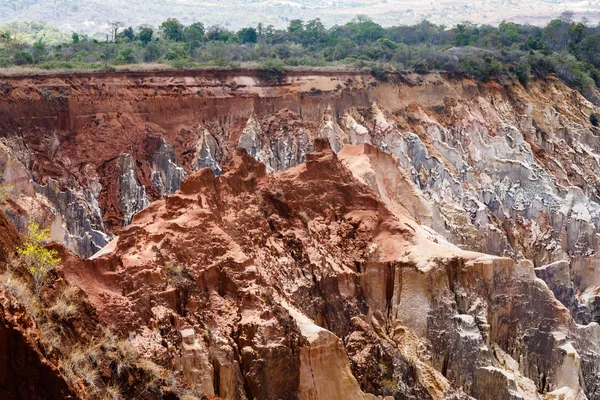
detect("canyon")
[1,68,600,399]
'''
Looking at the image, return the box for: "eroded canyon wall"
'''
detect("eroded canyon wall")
[1,69,600,398]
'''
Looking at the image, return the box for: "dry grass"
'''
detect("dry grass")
[109,340,138,377]
[0,269,172,398]
[38,321,64,353]
[298,211,311,225]
[101,385,123,400]
[61,344,103,395]
[180,393,202,400]
[1,272,42,319]
[49,286,79,321]
[164,262,184,279]
[137,358,163,381]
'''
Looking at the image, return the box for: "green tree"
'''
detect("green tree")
[238,27,257,44]
[184,22,205,48]
[17,221,60,296]
[288,19,304,34]
[499,21,519,46]
[349,15,385,44]
[32,38,46,61]
[304,19,325,44]
[206,26,233,42]
[139,27,153,45]
[160,18,185,41]
[121,26,135,41]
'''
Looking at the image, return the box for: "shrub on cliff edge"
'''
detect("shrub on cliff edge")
[258,59,287,84]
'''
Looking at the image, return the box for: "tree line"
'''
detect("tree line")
[1,12,600,101]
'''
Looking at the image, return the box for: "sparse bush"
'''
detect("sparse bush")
[164,262,193,315]
[164,262,184,282]
[0,82,11,94]
[511,60,531,87]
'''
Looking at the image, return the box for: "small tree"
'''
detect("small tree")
[17,221,60,296]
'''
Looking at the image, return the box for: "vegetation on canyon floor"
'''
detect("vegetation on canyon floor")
[0,12,600,101]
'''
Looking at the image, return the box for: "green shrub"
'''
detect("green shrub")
[511,60,531,86]
[258,59,287,83]
[12,50,33,65]
[370,65,388,81]
[114,48,136,64]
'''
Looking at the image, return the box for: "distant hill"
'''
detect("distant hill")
[0,0,598,34]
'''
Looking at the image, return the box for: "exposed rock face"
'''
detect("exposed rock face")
[119,153,149,226]
[2,70,600,398]
[52,142,599,399]
[196,128,222,175]
[152,138,186,196]
[535,261,591,324]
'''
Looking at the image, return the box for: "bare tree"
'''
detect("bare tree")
[108,21,124,42]
[560,11,574,22]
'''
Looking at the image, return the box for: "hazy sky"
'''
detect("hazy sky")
[0,0,599,34]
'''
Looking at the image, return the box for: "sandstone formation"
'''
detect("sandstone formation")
[0,69,600,399]
[53,141,599,399]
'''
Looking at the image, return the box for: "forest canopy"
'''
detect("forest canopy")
[1,13,600,100]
